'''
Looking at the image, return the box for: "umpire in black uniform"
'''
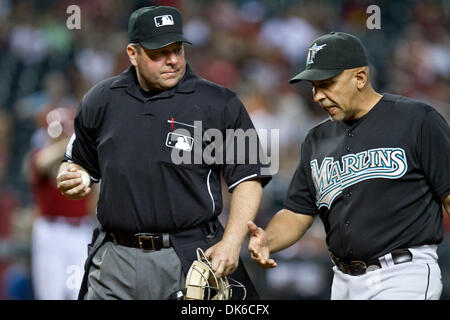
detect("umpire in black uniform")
[56,6,271,300]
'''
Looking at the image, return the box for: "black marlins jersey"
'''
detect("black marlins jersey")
[284,93,450,262]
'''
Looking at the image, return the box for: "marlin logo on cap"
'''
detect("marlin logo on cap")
[154,15,174,27]
[306,43,327,65]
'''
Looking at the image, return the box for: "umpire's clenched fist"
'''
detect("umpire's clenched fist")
[56,162,91,199]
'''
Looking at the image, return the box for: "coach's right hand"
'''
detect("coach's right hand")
[56,163,91,200]
[247,221,277,268]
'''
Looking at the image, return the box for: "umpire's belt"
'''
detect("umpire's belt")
[107,232,171,252]
[331,248,413,276]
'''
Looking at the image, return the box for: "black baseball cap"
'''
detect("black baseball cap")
[289,32,368,83]
[128,6,192,50]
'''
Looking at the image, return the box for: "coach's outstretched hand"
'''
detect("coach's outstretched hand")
[56,163,92,200]
[247,221,277,268]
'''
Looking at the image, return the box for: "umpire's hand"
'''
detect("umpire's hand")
[247,221,277,268]
[204,240,240,278]
[56,163,92,200]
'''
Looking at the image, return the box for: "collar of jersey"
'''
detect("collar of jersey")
[110,64,196,102]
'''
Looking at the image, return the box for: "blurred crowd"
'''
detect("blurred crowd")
[0,0,449,299]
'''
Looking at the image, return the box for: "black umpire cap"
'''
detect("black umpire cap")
[128,6,192,50]
[289,32,368,83]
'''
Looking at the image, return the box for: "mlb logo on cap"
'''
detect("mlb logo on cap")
[128,6,192,50]
[154,15,174,27]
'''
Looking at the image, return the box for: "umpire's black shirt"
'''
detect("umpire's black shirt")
[64,64,271,233]
[284,94,450,262]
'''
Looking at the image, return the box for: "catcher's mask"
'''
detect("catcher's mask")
[184,248,247,300]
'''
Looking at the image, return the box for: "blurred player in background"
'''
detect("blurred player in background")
[25,106,95,300]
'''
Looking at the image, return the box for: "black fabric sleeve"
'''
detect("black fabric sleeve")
[283,140,318,215]
[221,95,272,191]
[63,89,102,182]
[419,109,450,199]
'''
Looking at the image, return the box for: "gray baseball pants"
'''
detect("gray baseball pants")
[84,241,185,300]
